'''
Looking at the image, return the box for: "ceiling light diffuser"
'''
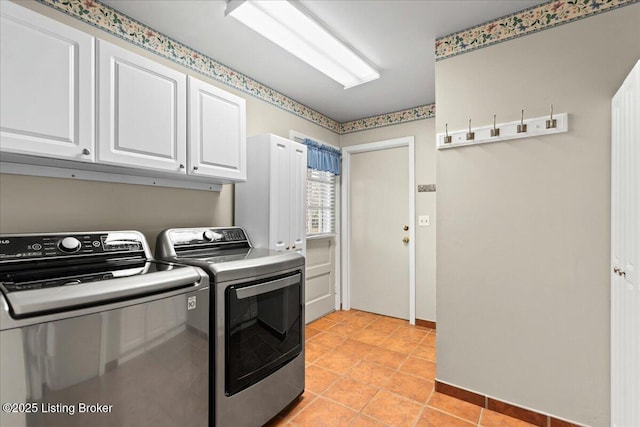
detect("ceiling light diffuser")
[226,0,380,89]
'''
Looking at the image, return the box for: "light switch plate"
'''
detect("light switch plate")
[419,215,430,227]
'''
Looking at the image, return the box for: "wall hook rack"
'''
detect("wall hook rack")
[437,112,569,150]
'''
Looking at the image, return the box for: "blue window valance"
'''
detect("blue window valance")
[303,138,342,175]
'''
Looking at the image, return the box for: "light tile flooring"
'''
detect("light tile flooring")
[267,310,535,427]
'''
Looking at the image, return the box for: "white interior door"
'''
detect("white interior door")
[348,145,411,320]
[611,60,640,427]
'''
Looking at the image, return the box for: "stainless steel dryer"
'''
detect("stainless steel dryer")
[156,227,305,427]
[0,231,210,427]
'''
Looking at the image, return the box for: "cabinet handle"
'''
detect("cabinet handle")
[614,267,627,277]
[179,164,185,169]
[82,148,91,156]
[193,166,199,171]
[285,246,290,250]
[292,245,296,249]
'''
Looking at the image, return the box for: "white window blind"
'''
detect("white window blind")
[306,169,336,236]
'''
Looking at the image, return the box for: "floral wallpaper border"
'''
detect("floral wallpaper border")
[33,0,635,133]
[435,0,639,61]
[35,0,342,133]
[340,104,435,134]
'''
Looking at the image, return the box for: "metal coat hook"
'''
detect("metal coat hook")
[517,109,527,133]
[466,119,475,141]
[546,104,557,129]
[491,114,500,137]
[444,123,452,143]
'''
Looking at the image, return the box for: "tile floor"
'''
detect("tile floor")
[267,309,535,427]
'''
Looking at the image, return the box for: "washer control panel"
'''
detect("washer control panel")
[0,232,145,262]
[170,227,248,247]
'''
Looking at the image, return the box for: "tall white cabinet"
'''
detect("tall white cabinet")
[611,60,640,427]
[235,134,307,256]
[0,1,95,162]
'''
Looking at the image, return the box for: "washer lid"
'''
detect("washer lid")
[1,263,206,320]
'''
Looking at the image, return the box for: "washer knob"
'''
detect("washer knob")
[203,230,215,241]
[58,237,81,253]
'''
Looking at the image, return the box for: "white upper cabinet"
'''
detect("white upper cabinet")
[97,40,187,173]
[188,77,246,181]
[0,4,246,189]
[0,1,95,162]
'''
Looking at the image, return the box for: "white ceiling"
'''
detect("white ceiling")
[100,0,546,123]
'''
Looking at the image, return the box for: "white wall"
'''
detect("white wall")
[340,119,436,322]
[434,5,640,426]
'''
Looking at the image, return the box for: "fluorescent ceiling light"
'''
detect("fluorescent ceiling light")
[226,0,380,89]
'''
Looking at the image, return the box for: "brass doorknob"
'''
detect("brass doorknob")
[402,237,409,244]
[403,225,409,231]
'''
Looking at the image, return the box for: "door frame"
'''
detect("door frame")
[340,136,416,325]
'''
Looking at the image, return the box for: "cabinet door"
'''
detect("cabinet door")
[611,60,640,427]
[289,142,307,255]
[269,138,291,251]
[188,77,246,181]
[0,2,94,162]
[97,40,186,173]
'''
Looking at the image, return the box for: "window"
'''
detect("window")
[306,169,336,236]
[290,130,340,237]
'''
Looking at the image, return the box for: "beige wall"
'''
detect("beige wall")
[0,0,338,250]
[340,119,436,322]
[434,6,640,426]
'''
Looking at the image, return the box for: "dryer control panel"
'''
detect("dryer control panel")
[169,227,249,247]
